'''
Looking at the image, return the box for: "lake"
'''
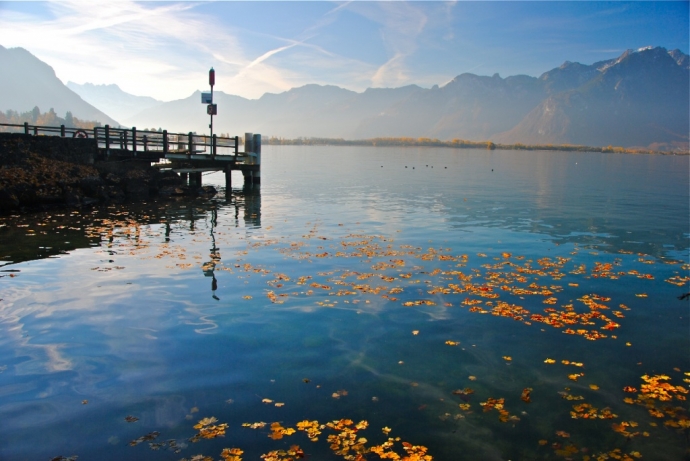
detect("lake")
[0,146,688,461]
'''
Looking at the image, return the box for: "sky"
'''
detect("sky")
[0,1,687,101]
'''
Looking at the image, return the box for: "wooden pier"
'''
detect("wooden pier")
[0,122,261,188]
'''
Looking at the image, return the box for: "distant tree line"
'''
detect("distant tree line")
[0,106,101,131]
[264,136,684,155]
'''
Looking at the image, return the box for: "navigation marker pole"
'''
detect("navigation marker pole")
[208,67,216,155]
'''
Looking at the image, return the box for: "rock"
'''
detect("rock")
[0,189,19,212]
[79,176,105,195]
[198,186,217,196]
[125,178,149,200]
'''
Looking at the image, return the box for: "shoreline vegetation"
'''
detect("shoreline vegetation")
[265,136,689,155]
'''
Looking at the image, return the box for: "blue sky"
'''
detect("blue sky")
[0,1,687,101]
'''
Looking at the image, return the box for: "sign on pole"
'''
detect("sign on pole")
[201,92,212,104]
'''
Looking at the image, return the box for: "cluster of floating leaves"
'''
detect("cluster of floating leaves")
[179,417,433,461]
[621,374,690,430]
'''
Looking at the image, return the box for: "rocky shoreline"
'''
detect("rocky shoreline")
[0,133,216,215]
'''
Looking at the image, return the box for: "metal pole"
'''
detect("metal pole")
[209,67,215,143]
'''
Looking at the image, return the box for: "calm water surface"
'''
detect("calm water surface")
[0,147,688,461]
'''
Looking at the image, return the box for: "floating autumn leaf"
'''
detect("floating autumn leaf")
[503,356,512,361]
[261,398,274,404]
[220,447,244,461]
[538,440,548,446]
[124,415,139,423]
[382,426,392,434]
[589,384,599,390]
[468,376,477,381]
[635,293,647,297]
[274,402,285,407]
[458,403,471,411]
[243,295,252,300]
[412,330,419,335]
[555,430,570,438]
[521,388,532,403]
[445,340,459,346]
[544,358,556,364]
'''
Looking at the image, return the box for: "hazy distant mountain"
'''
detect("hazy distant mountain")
[67,82,163,122]
[0,45,118,126]
[493,47,689,149]
[125,84,424,138]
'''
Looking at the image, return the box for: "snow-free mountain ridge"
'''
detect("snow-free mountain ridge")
[1,45,687,150]
[0,45,119,126]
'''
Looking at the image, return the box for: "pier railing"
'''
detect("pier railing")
[0,122,239,157]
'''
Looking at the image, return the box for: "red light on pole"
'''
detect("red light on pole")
[209,67,215,87]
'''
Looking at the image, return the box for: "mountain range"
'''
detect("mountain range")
[1,44,687,150]
[66,82,163,123]
[0,45,118,126]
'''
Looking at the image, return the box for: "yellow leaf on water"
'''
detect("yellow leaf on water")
[589,384,599,390]
[412,330,419,335]
[468,376,477,381]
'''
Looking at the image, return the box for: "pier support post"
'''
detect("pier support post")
[189,172,202,187]
[188,132,194,158]
[105,124,110,157]
[163,130,168,155]
[225,165,232,190]
[252,133,261,184]
[60,125,65,137]
[243,133,254,187]
[24,122,29,135]
[132,127,137,155]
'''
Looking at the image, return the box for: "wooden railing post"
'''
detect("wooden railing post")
[234,136,239,158]
[60,125,65,137]
[143,135,148,152]
[122,130,128,150]
[188,132,193,158]
[212,134,217,157]
[33,126,37,136]
[163,130,168,155]
[132,127,137,155]
[24,122,29,135]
